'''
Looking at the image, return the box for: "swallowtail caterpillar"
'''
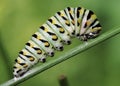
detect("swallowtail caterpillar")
[13,7,101,79]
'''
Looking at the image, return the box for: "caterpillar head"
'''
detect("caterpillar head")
[80,23,101,41]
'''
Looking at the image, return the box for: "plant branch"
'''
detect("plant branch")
[1,26,120,86]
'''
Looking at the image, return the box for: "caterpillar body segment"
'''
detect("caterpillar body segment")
[64,7,75,32]
[31,32,54,57]
[55,9,75,37]
[25,40,47,62]
[39,24,64,51]
[46,16,71,45]
[13,6,101,79]
[74,7,85,38]
[19,49,38,65]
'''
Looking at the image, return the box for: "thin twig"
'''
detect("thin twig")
[58,75,69,86]
[1,26,120,86]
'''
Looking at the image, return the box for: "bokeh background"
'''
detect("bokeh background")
[0,0,120,86]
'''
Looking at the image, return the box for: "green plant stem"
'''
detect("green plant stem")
[1,26,120,86]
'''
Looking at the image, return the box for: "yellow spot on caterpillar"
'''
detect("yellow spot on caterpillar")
[29,57,35,61]
[91,14,97,20]
[37,50,42,54]
[65,20,70,25]
[77,19,81,25]
[52,35,57,40]
[23,51,27,55]
[17,59,20,64]
[91,27,101,32]
[37,35,41,40]
[45,28,48,32]
[30,43,34,48]
[16,63,22,69]
[87,21,91,26]
[69,10,73,14]
[72,20,75,25]
[60,28,64,32]
[17,66,22,69]
[23,64,28,68]
[44,42,49,47]
[60,13,64,17]
[79,9,84,16]
[51,20,55,24]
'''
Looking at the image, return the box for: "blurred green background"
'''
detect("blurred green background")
[0,0,120,86]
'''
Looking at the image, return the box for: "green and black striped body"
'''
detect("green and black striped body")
[13,7,101,79]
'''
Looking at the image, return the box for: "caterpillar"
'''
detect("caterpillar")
[13,7,101,79]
